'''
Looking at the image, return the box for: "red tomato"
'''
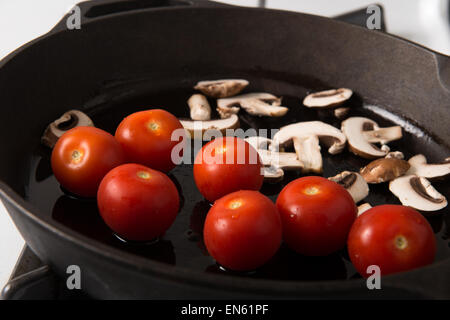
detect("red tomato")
[193,137,264,202]
[204,190,282,271]
[276,176,357,256]
[51,126,124,198]
[348,205,436,277]
[115,109,185,172]
[97,163,179,242]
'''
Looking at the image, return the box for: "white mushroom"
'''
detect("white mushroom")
[180,114,239,140]
[341,117,402,159]
[406,154,450,180]
[385,151,404,160]
[357,203,373,216]
[360,158,410,184]
[41,110,94,148]
[187,94,211,121]
[240,98,288,117]
[245,136,274,151]
[329,171,369,203]
[217,93,286,118]
[272,121,347,173]
[389,175,447,211]
[334,107,350,119]
[263,166,284,183]
[244,137,303,171]
[303,88,353,108]
[194,79,249,98]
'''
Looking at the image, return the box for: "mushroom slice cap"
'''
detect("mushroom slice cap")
[406,154,450,179]
[329,171,369,203]
[360,158,410,184]
[389,175,447,211]
[41,109,94,148]
[180,114,239,140]
[187,94,211,121]
[342,117,398,159]
[357,203,373,216]
[240,98,289,117]
[303,88,353,108]
[194,79,249,98]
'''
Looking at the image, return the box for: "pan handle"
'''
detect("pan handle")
[51,0,233,32]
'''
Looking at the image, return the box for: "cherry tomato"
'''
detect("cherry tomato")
[115,109,185,172]
[97,163,179,242]
[276,176,357,256]
[348,205,436,277]
[204,190,282,271]
[193,137,264,202]
[51,126,124,198]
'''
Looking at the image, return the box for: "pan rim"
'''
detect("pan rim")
[0,5,449,297]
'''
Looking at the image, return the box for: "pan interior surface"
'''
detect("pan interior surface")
[24,72,450,282]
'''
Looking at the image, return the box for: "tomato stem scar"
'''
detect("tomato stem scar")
[229,200,242,209]
[137,171,151,179]
[71,150,83,163]
[304,186,320,195]
[395,235,408,250]
[147,122,160,131]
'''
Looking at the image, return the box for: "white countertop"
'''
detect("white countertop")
[0,0,448,292]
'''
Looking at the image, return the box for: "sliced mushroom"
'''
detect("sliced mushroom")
[406,154,450,180]
[329,171,369,203]
[217,105,239,119]
[258,150,303,170]
[263,166,284,183]
[357,203,373,216]
[362,126,402,145]
[187,94,211,121]
[303,88,353,108]
[180,114,239,140]
[244,137,302,170]
[245,136,274,151]
[341,117,402,159]
[272,121,347,173]
[389,175,447,211]
[360,158,410,184]
[240,98,288,117]
[194,79,249,98]
[334,107,350,119]
[41,110,94,148]
[217,93,285,118]
[385,151,404,160]
[293,135,323,173]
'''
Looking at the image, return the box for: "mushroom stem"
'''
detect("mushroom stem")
[362,126,402,144]
[187,94,211,121]
[293,135,322,173]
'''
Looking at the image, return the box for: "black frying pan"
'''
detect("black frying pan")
[0,0,449,299]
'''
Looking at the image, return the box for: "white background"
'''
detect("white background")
[0,0,449,292]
